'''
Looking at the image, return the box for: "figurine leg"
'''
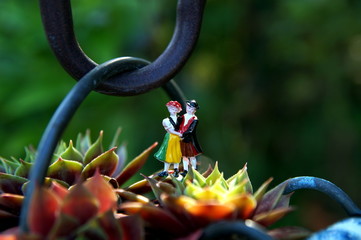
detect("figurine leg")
[158,163,170,177]
[173,163,179,177]
[190,157,197,170]
[182,157,189,171]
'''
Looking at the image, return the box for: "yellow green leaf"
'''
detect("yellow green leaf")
[14,159,32,178]
[60,140,83,163]
[81,147,118,180]
[83,131,104,165]
[47,157,83,185]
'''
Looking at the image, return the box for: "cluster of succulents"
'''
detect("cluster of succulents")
[0,129,157,232]
[0,130,310,239]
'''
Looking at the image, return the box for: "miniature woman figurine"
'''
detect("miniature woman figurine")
[154,101,183,177]
[178,100,203,176]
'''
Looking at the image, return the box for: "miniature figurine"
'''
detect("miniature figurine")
[154,101,183,177]
[178,100,203,176]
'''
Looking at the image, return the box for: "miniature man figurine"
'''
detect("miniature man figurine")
[154,101,183,177]
[178,100,203,176]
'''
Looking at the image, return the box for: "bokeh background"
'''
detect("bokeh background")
[1,0,361,232]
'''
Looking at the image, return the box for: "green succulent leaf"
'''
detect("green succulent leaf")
[116,142,157,186]
[0,173,27,195]
[14,159,33,178]
[83,131,104,165]
[81,147,118,180]
[47,157,83,185]
[205,162,222,186]
[0,157,20,174]
[254,178,273,202]
[227,164,253,194]
[76,130,92,155]
[60,140,83,163]
[188,167,206,187]
[23,146,36,163]
[109,127,122,149]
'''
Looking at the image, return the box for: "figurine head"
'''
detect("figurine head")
[186,100,199,114]
[166,101,182,114]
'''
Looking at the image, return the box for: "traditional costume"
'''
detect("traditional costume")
[154,117,182,164]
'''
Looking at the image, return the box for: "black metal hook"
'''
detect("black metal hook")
[39,0,206,96]
[283,176,361,217]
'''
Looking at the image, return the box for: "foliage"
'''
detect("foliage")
[1,0,361,231]
[0,130,157,231]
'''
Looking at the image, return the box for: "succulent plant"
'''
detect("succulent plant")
[0,129,158,231]
[1,170,145,240]
[120,163,311,239]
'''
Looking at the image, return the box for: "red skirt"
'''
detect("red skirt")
[180,141,201,157]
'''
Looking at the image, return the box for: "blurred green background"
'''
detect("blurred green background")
[1,0,361,232]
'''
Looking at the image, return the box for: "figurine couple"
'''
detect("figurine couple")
[154,100,202,177]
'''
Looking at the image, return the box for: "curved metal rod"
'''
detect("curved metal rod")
[19,57,172,232]
[283,176,361,217]
[199,221,273,240]
[39,0,206,96]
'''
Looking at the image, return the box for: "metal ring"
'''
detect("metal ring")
[39,0,206,96]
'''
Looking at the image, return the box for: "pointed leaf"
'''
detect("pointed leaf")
[49,182,69,200]
[0,173,27,195]
[60,140,83,163]
[118,215,144,240]
[47,157,83,185]
[227,164,253,193]
[205,162,222,186]
[254,181,289,215]
[23,146,36,163]
[112,142,127,178]
[47,213,80,239]
[120,202,187,235]
[115,189,150,204]
[254,178,273,202]
[115,142,158,186]
[142,174,175,205]
[76,130,92,155]
[81,147,118,180]
[109,127,122,149]
[83,170,117,213]
[28,185,61,236]
[60,183,99,224]
[83,131,104,165]
[14,160,32,178]
[188,167,206,187]
[0,157,20,174]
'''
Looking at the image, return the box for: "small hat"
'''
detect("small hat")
[186,100,199,109]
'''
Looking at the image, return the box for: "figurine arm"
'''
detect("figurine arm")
[162,119,182,136]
